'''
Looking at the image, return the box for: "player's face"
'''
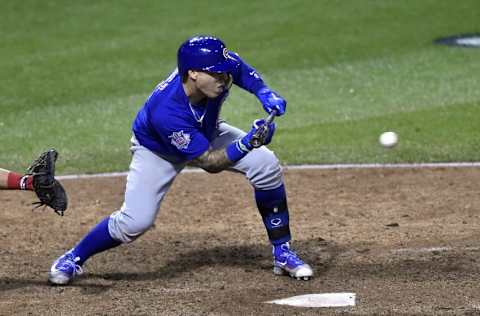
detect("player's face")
[195,71,230,98]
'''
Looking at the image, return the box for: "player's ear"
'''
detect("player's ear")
[187,70,198,81]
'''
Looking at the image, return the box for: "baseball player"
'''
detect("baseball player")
[0,149,68,215]
[48,35,313,285]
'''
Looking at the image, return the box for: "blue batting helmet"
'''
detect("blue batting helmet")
[177,36,239,76]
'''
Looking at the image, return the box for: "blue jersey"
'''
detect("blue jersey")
[132,53,267,164]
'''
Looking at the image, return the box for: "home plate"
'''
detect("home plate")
[266,293,356,308]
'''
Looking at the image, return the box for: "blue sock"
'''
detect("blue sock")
[72,216,121,265]
[255,184,291,245]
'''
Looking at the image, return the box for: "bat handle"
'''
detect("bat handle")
[265,109,277,124]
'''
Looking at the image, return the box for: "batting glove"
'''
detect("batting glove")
[251,119,276,146]
[226,119,276,162]
[256,87,286,116]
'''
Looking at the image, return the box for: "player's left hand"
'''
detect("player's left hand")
[241,119,276,150]
[256,87,286,116]
[252,119,276,146]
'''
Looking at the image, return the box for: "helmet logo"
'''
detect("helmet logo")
[223,48,230,59]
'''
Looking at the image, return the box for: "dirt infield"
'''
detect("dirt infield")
[1,167,480,315]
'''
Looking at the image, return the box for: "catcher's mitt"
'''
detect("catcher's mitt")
[26,149,68,216]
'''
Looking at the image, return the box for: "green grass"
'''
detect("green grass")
[1,0,479,173]
[278,101,480,164]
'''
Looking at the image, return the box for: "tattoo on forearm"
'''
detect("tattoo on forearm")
[189,148,233,173]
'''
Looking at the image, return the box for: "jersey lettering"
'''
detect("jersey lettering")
[157,69,178,91]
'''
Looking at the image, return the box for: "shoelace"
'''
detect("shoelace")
[72,264,83,276]
[58,254,84,275]
[277,249,304,266]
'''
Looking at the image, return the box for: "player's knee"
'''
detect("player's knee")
[108,210,155,243]
[247,148,283,190]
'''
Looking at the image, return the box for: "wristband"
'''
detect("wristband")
[226,140,251,162]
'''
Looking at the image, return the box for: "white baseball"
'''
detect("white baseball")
[379,131,398,148]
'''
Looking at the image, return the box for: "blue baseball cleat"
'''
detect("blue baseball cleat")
[273,242,313,280]
[48,249,83,285]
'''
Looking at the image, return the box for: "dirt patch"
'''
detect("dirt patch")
[1,167,480,315]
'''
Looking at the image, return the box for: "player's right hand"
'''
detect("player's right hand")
[255,87,287,116]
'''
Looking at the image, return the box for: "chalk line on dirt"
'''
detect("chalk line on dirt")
[266,293,356,308]
[57,162,480,180]
[392,246,480,254]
